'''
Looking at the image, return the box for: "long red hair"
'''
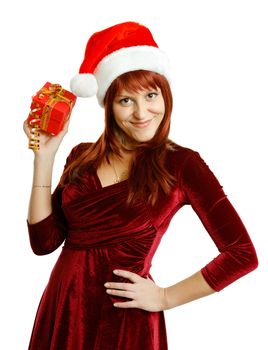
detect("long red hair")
[60,70,177,206]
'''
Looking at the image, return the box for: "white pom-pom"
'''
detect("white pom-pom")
[70,73,98,97]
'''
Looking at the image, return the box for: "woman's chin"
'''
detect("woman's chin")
[132,132,156,143]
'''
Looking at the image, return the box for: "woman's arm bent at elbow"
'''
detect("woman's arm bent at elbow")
[24,119,71,255]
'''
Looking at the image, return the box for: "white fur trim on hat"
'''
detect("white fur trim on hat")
[70,73,98,97]
[94,45,171,107]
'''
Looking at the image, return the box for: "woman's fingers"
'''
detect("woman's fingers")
[23,120,39,150]
[112,270,142,283]
[106,288,135,298]
[112,300,137,309]
[105,281,135,291]
[23,119,31,138]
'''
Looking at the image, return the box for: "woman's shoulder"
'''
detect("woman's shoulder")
[166,140,199,162]
[66,141,94,163]
[167,142,208,178]
[71,141,93,154]
[167,141,221,185]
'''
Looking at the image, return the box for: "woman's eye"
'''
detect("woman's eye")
[147,92,158,99]
[119,98,132,105]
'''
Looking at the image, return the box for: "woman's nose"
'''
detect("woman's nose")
[133,101,147,120]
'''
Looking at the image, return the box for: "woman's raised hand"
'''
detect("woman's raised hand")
[23,119,70,158]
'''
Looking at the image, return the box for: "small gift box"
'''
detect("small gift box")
[28,82,77,136]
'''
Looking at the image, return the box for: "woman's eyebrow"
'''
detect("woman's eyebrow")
[115,93,135,98]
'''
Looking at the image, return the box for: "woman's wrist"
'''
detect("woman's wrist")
[162,286,176,310]
[32,154,55,188]
[161,287,170,311]
[34,153,56,163]
[33,154,56,173]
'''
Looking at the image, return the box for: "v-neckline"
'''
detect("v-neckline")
[93,169,128,190]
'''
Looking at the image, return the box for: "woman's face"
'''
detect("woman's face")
[112,86,165,144]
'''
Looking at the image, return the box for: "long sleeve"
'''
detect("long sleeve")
[180,150,258,291]
[27,144,81,255]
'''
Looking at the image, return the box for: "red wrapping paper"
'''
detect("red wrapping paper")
[28,82,77,135]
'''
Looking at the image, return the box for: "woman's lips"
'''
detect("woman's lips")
[131,119,152,128]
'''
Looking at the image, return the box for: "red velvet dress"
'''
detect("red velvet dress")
[27,142,258,350]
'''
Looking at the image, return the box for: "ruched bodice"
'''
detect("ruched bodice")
[26,142,258,349]
[63,179,155,250]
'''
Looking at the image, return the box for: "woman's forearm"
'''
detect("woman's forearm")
[27,155,55,224]
[163,270,216,310]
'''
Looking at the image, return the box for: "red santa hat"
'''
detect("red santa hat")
[70,21,171,107]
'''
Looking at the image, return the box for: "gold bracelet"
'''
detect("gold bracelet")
[33,185,52,188]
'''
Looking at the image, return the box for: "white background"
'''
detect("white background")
[1,0,267,349]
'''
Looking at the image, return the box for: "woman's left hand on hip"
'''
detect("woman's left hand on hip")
[104,269,167,312]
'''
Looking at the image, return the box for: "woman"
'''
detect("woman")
[24,22,258,349]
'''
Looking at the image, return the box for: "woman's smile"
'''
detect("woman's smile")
[130,118,153,128]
